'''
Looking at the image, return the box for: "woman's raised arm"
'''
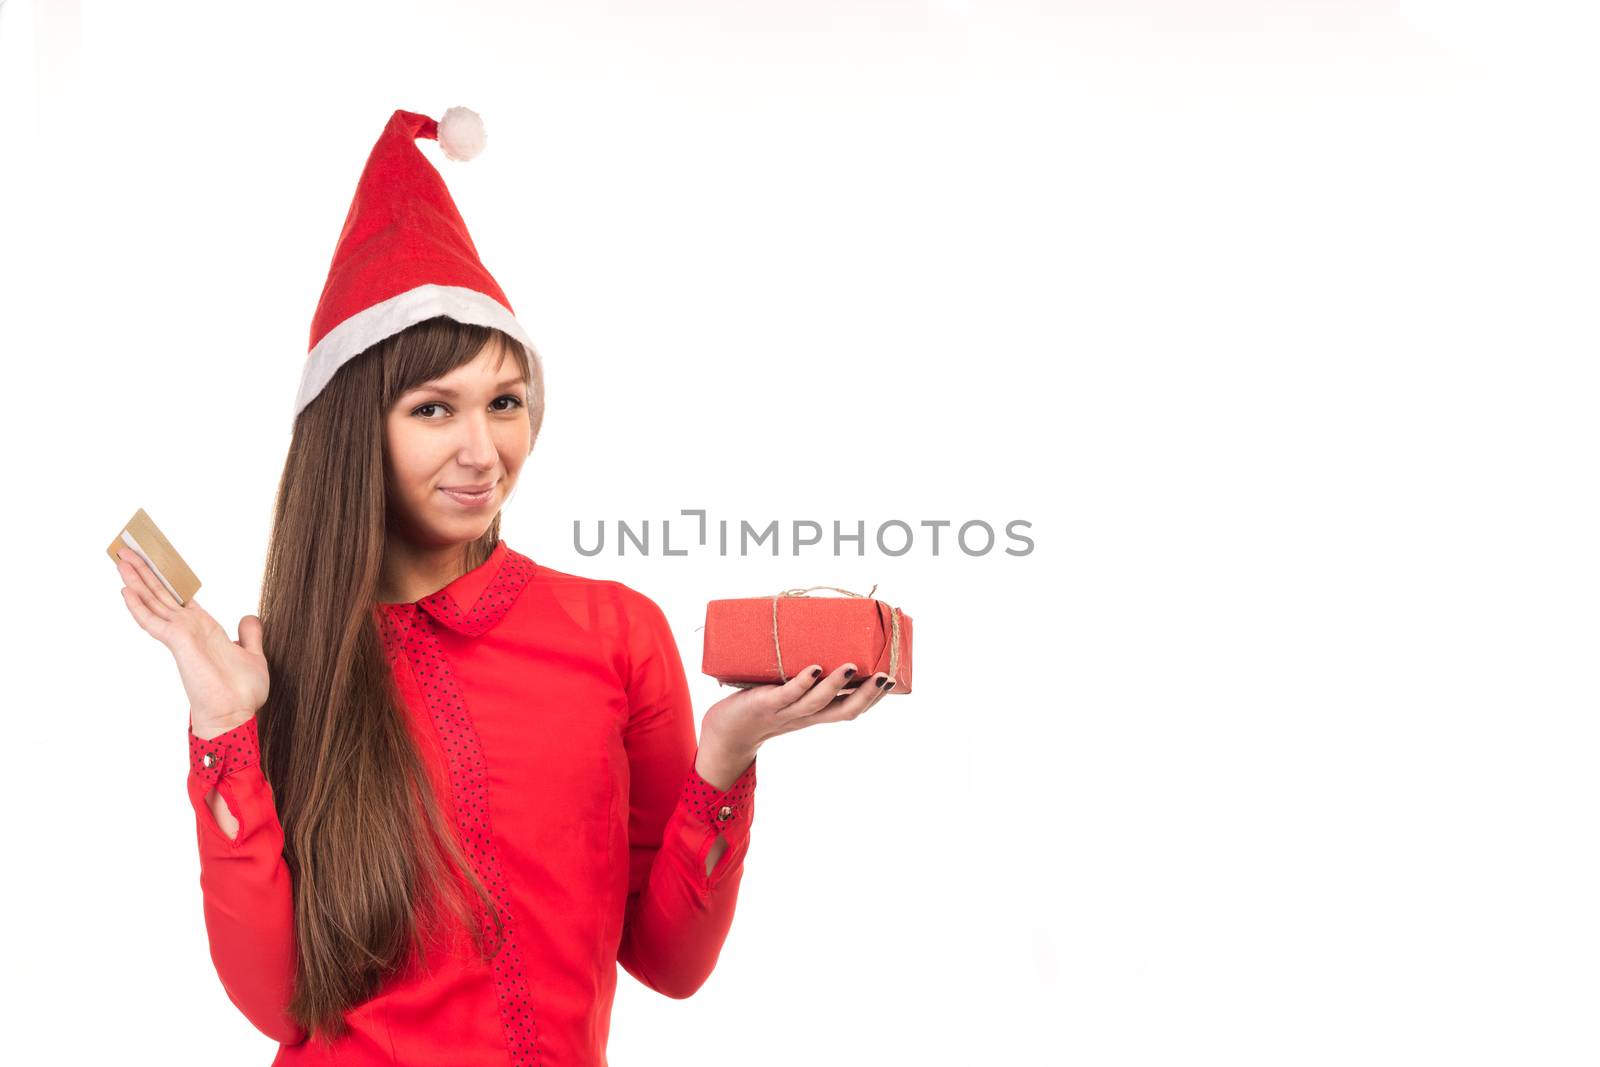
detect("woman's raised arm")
[113,546,307,1045]
[614,588,759,999]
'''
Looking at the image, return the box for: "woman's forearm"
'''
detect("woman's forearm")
[206,787,240,839]
[193,712,253,840]
[704,836,728,877]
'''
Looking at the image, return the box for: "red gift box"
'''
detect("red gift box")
[701,585,913,694]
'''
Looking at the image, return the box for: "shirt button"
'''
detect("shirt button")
[716,804,733,822]
[202,752,218,769]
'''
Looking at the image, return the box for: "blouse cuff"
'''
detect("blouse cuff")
[680,753,757,840]
[188,716,261,790]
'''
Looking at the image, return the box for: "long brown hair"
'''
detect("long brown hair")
[254,315,544,1045]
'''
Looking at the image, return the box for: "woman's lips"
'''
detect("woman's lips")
[440,485,495,507]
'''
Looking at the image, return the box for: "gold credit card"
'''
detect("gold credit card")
[107,508,202,606]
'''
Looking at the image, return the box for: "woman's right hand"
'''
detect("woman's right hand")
[113,546,270,738]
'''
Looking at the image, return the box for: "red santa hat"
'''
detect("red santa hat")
[293,106,537,421]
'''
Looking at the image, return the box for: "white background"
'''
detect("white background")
[2,2,1597,1064]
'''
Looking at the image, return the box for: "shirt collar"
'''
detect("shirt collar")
[376,540,538,638]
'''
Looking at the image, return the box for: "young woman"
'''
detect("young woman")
[111,109,896,1065]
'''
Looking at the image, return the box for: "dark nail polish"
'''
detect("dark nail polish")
[884,680,896,690]
[843,668,856,679]
[875,676,887,688]
[811,667,822,678]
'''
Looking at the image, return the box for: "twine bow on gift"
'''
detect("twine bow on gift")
[721,584,903,690]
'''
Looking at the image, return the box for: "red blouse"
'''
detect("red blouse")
[185,540,758,1066]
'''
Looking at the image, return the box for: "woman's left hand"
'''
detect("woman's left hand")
[695,663,895,788]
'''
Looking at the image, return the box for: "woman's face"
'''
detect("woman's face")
[384,340,532,544]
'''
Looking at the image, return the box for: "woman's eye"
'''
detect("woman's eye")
[412,396,523,419]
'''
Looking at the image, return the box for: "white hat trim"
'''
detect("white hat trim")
[292,283,537,424]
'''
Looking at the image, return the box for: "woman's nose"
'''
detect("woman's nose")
[456,415,499,466]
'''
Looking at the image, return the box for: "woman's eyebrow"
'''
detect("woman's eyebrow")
[410,378,526,397]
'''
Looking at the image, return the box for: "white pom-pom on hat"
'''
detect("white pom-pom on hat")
[437,106,486,162]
